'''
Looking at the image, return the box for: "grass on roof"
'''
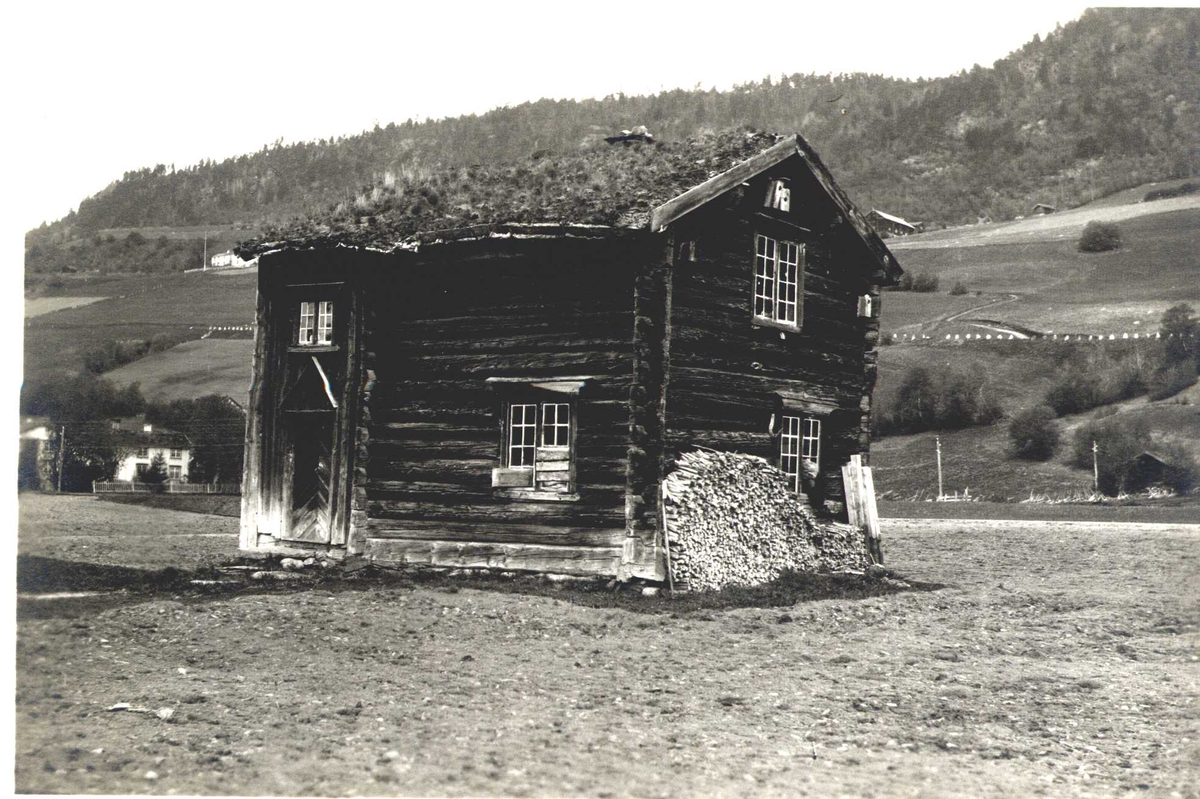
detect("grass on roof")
[247,129,785,253]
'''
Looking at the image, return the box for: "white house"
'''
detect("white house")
[110,418,192,482]
[209,250,258,270]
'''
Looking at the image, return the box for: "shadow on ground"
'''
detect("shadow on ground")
[16,554,944,620]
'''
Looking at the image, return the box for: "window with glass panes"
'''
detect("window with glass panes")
[541,403,570,448]
[780,415,802,491]
[801,418,821,468]
[298,300,334,345]
[753,234,804,327]
[507,403,538,467]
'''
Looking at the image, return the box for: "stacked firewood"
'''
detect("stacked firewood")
[662,449,870,591]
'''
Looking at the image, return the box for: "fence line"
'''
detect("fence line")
[93,481,241,495]
[886,331,1198,344]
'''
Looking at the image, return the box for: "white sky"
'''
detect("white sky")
[5,0,1103,232]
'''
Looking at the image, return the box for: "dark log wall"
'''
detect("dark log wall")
[242,250,370,553]
[664,160,883,519]
[355,235,649,576]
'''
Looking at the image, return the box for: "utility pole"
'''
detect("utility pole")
[203,232,208,271]
[1092,440,1099,493]
[56,424,66,493]
[935,436,944,501]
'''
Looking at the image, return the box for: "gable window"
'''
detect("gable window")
[136,447,149,459]
[780,415,821,492]
[754,234,804,328]
[298,300,334,346]
[169,448,183,460]
[490,382,582,497]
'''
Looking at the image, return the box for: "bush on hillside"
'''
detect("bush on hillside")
[1160,303,1198,367]
[1044,348,1154,416]
[1008,405,1060,460]
[876,365,1003,436]
[1078,221,1122,252]
[911,273,940,293]
[949,281,969,295]
[1148,360,1198,401]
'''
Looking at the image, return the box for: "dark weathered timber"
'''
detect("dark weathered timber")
[241,139,900,578]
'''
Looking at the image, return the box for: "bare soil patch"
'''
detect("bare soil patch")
[15,495,1200,796]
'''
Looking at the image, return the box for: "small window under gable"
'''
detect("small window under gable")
[754,233,805,329]
[765,178,791,212]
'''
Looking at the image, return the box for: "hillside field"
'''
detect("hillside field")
[22,270,257,386]
[884,204,1200,335]
[103,339,255,407]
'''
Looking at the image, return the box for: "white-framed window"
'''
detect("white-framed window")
[781,415,821,492]
[507,403,538,468]
[298,300,334,346]
[494,394,577,494]
[541,403,570,448]
[299,301,315,344]
[802,417,821,469]
[754,233,804,327]
[317,301,334,344]
[169,448,183,460]
[168,465,182,479]
[136,447,149,459]
[780,415,802,492]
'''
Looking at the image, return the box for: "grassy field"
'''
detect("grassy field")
[885,207,1200,335]
[23,270,257,384]
[104,340,255,406]
[14,494,1200,796]
[879,500,1200,525]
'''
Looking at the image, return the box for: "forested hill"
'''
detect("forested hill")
[28,8,1200,249]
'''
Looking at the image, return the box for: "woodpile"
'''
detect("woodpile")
[662,449,870,591]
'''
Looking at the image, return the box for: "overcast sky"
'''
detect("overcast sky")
[4,0,1107,233]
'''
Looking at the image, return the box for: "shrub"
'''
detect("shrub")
[141,453,169,485]
[949,281,968,296]
[911,273,940,293]
[896,272,914,292]
[1159,303,1198,367]
[877,365,1003,436]
[1009,406,1060,461]
[1148,360,1198,401]
[1046,370,1101,416]
[1078,221,1122,252]
[1044,348,1155,416]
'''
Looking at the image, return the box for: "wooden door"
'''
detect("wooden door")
[285,412,335,544]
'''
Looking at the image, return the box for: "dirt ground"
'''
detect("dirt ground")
[14,493,1200,797]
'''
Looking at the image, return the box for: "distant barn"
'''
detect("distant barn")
[1031,203,1057,215]
[866,209,920,238]
[236,131,902,580]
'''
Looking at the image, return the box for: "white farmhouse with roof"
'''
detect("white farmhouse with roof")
[110,417,193,481]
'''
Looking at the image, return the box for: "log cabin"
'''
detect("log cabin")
[237,130,903,581]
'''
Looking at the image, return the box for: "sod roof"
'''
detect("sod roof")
[240,130,791,255]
